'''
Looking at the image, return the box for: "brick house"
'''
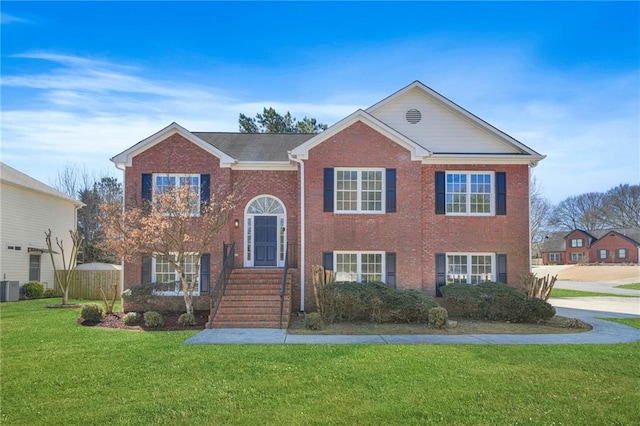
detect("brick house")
[541,228,640,265]
[111,81,545,326]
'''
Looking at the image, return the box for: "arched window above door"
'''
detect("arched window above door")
[247,196,285,215]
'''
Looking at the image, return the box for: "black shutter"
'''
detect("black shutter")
[322,252,333,271]
[435,253,446,297]
[385,169,396,213]
[200,174,210,211]
[141,174,152,213]
[323,168,334,212]
[141,255,152,284]
[200,253,210,293]
[497,254,507,284]
[435,171,446,215]
[496,172,507,215]
[385,253,396,288]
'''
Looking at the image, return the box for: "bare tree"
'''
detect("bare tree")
[45,229,82,306]
[601,184,640,228]
[100,181,240,314]
[530,175,552,245]
[549,192,607,231]
[50,162,94,199]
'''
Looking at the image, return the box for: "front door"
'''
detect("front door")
[254,216,278,266]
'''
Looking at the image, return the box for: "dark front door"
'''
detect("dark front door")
[254,216,278,266]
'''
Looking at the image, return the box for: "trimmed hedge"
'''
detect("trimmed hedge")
[23,282,44,299]
[319,281,439,324]
[440,281,555,323]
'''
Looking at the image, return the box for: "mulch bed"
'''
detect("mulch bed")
[77,310,210,331]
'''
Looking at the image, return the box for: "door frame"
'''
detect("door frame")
[243,195,287,268]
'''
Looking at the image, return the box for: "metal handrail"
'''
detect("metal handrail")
[279,243,296,329]
[207,242,235,328]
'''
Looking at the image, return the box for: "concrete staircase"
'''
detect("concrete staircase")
[210,269,292,328]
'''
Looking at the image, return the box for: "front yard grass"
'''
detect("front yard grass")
[550,288,635,298]
[1,299,639,425]
[601,317,640,329]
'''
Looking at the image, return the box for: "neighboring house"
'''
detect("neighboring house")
[541,228,640,265]
[111,81,545,325]
[0,162,84,293]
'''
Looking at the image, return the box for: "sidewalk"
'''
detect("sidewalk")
[183,307,640,345]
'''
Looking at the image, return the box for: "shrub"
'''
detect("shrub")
[177,313,196,327]
[23,282,44,299]
[123,312,142,325]
[428,306,448,329]
[304,312,323,330]
[81,304,104,323]
[43,288,61,298]
[319,281,439,324]
[441,282,556,323]
[144,311,164,328]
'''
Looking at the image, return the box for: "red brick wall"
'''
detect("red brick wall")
[564,230,591,264]
[589,233,639,263]
[303,120,532,306]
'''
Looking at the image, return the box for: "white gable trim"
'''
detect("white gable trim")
[111,122,237,168]
[367,81,544,157]
[422,154,545,167]
[289,109,431,161]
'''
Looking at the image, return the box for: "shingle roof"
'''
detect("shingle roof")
[540,228,640,252]
[0,162,83,206]
[193,132,315,162]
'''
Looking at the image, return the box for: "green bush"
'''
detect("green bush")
[428,306,448,329]
[144,311,164,328]
[23,282,44,299]
[304,312,323,330]
[123,312,142,325]
[441,282,556,323]
[319,281,439,324]
[177,313,196,327]
[81,304,104,323]
[42,288,61,298]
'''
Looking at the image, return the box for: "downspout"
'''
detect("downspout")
[288,153,305,312]
[115,162,126,311]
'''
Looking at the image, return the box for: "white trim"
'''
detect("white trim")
[333,251,386,283]
[422,154,545,166]
[289,110,431,161]
[243,195,287,268]
[444,171,495,216]
[231,161,297,171]
[111,122,237,168]
[445,252,496,284]
[334,168,386,214]
[288,154,306,312]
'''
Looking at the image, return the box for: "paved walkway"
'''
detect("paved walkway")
[183,307,640,346]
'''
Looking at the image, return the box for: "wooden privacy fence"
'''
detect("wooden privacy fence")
[57,270,121,300]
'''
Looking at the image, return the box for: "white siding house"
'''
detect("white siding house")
[1,162,83,291]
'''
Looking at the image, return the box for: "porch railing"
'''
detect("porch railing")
[207,242,235,328]
[279,243,297,329]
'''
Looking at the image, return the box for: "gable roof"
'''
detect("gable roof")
[0,162,83,206]
[367,81,545,162]
[540,228,640,252]
[288,109,432,161]
[111,122,237,168]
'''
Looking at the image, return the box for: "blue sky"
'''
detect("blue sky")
[1,1,638,203]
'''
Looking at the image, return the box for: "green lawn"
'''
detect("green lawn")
[550,288,633,298]
[616,282,640,290]
[601,317,640,330]
[2,299,639,425]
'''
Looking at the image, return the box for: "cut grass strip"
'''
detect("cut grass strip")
[616,282,640,290]
[600,317,640,330]
[550,288,634,298]
[2,299,639,425]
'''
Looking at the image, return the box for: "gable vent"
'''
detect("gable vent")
[405,109,422,124]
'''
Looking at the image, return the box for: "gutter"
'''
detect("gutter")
[288,152,305,312]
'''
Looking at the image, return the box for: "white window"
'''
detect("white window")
[618,249,628,259]
[334,251,384,282]
[570,252,584,262]
[153,174,201,216]
[152,253,199,295]
[446,253,495,284]
[335,169,384,213]
[570,239,583,248]
[598,250,608,260]
[549,253,561,262]
[446,172,493,215]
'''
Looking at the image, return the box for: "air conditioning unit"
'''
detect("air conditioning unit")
[0,281,20,302]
